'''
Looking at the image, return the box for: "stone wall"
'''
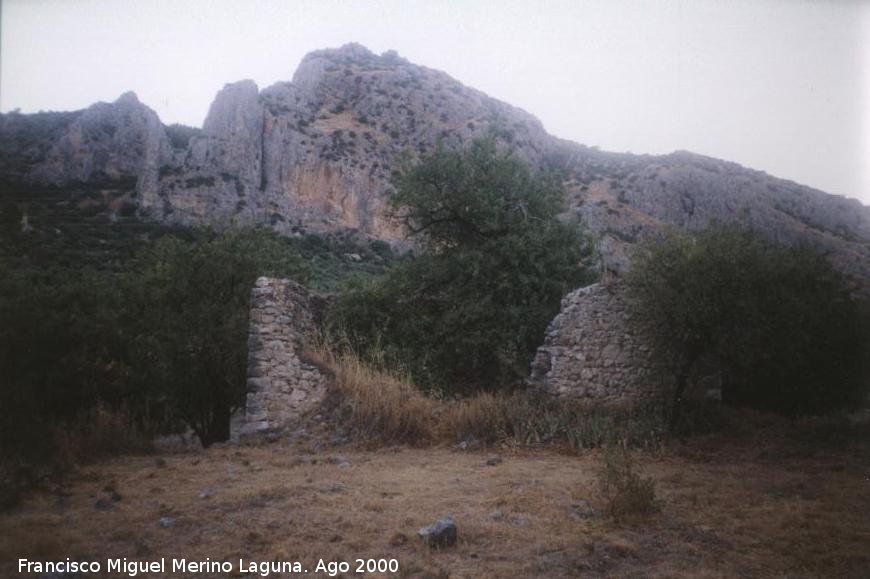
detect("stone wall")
[231,277,329,440]
[528,282,671,403]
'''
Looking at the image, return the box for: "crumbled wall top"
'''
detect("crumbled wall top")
[528,282,671,403]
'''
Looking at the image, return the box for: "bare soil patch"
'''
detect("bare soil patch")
[2,431,868,578]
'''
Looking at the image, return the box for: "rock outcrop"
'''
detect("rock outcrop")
[30,92,170,192]
[231,277,329,440]
[2,43,869,289]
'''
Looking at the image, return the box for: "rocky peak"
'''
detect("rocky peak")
[29,92,169,189]
[203,80,261,139]
[115,91,141,106]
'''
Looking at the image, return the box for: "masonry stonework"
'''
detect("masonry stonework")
[231,277,329,440]
[528,282,672,403]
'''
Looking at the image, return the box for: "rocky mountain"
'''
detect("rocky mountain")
[2,43,869,288]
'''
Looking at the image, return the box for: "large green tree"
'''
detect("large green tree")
[626,224,867,424]
[125,228,309,445]
[332,139,594,393]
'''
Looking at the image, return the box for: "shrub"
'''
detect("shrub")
[0,263,127,462]
[626,224,867,423]
[164,123,202,149]
[125,228,309,446]
[596,446,660,522]
[52,403,152,467]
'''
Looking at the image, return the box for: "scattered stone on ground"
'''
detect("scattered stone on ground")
[319,483,345,494]
[418,516,458,548]
[488,509,505,522]
[569,499,599,520]
[158,516,176,528]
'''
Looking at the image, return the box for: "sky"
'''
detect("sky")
[2,0,868,204]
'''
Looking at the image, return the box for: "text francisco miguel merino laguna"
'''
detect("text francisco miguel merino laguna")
[17,556,397,576]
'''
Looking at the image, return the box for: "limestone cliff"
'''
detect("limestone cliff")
[2,43,869,288]
[30,92,170,193]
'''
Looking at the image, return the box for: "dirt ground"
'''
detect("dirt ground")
[2,430,869,578]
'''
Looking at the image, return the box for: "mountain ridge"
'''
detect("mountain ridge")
[2,42,868,288]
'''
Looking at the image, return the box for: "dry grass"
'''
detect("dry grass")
[4,346,866,576]
[596,446,660,522]
[306,342,668,451]
[438,393,511,445]
[305,343,439,445]
[1,433,868,578]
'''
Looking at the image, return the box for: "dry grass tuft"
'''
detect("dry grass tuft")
[305,341,438,444]
[439,392,511,444]
[596,446,660,522]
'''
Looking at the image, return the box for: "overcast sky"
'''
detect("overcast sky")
[2,0,868,204]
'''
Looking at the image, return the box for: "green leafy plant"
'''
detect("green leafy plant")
[626,224,867,425]
[330,138,594,393]
[124,228,309,446]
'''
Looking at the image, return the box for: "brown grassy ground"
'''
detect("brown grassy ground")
[2,427,869,578]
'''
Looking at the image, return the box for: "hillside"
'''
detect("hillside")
[2,42,869,287]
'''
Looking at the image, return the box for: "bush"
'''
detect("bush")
[626,224,867,421]
[331,138,594,393]
[596,446,660,522]
[164,123,202,150]
[124,228,309,446]
[0,263,127,462]
[52,404,153,467]
[0,223,311,461]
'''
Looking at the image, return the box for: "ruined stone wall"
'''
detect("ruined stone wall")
[528,282,671,403]
[231,277,329,440]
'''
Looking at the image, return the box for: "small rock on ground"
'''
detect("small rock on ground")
[418,516,457,548]
[159,516,176,528]
[569,499,599,520]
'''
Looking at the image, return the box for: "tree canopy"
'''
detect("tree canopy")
[626,224,867,420]
[0,226,310,457]
[331,139,594,393]
[124,228,309,445]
